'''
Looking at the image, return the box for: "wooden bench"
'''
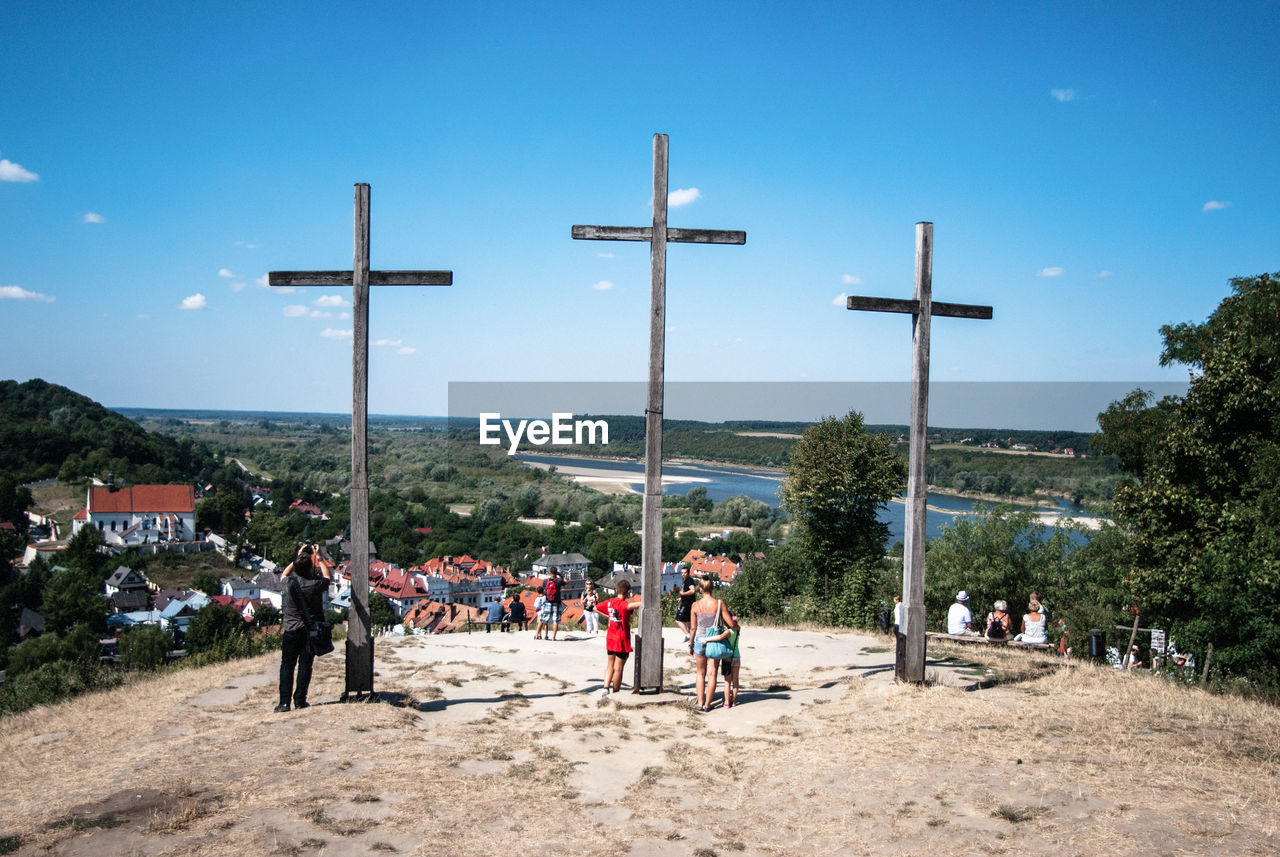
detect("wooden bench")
[926,631,1052,649]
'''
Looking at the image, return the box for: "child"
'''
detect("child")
[708,613,741,709]
[595,580,633,697]
[533,587,548,640]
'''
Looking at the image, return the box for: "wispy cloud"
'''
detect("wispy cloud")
[321,328,352,340]
[597,252,615,259]
[669,187,701,207]
[591,280,615,291]
[833,292,847,306]
[842,274,862,286]
[373,338,402,347]
[1051,88,1076,103]
[395,346,416,355]
[82,212,105,224]
[218,268,235,278]
[283,305,332,319]
[234,240,260,249]
[1037,267,1064,278]
[314,294,350,308]
[179,293,207,310]
[1098,270,1114,279]
[1,285,55,302]
[0,158,38,182]
[1202,200,1232,212]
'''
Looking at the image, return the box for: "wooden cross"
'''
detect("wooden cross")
[270,183,452,700]
[846,222,992,684]
[572,133,745,692]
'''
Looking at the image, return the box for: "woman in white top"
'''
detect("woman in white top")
[1014,598,1048,643]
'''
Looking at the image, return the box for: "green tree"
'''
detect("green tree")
[40,566,107,634]
[1098,273,1280,683]
[779,411,906,616]
[191,570,222,597]
[368,592,397,628]
[119,624,171,670]
[185,603,247,653]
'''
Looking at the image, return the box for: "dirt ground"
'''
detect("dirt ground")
[2,627,1277,856]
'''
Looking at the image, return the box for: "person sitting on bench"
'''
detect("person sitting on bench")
[506,597,528,632]
[484,598,508,632]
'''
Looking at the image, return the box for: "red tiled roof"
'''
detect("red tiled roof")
[88,485,195,514]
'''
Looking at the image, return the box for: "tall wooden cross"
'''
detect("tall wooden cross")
[572,133,745,691]
[270,183,452,700]
[846,222,992,684]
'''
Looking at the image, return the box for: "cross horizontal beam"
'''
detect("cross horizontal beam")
[571,225,746,245]
[269,271,453,287]
[846,295,992,320]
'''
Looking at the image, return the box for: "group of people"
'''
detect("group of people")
[946,589,1050,644]
[481,568,573,639]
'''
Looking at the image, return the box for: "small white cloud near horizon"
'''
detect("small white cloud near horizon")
[82,212,105,224]
[218,268,235,278]
[373,338,403,347]
[1202,200,1232,212]
[1,285,55,302]
[592,280,615,291]
[1037,267,1064,278]
[1051,88,1076,102]
[0,158,38,182]
[597,251,615,258]
[842,274,862,286]
[833,292,848,306]
[1098,270,1114,278]
[283,305,332,319]
[234,240,261,249]
[179,293,207,310]
[321,328,352,340]
[315,294,350,307]
[395,346,416,355]
[668,187,701,207]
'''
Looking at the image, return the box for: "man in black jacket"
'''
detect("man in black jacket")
[276,544,331,712]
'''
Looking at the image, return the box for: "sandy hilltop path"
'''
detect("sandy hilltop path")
[3,627,1278,856]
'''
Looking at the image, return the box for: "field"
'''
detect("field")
[2,627,1276,856]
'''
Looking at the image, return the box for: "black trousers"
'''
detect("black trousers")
[279,629,315,706]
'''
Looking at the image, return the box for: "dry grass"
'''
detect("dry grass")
[1,636,1279,856]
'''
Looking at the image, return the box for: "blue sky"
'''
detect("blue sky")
[2,1,1276,428]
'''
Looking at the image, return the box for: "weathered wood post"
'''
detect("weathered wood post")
[572,134,745,691]
[846,223,992,683]
[270,183,452,700]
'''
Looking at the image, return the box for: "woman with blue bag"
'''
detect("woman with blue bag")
[689,579,737,712]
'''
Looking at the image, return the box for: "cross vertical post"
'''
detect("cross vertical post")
[270,183,452,700]
[572,134,745,691]
[846,222,992,683]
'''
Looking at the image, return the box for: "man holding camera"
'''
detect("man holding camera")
[277,543,331,712]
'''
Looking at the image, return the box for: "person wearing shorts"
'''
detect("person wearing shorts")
[689,578,735,711]
[675,570,696,641]
[596,579,633,697]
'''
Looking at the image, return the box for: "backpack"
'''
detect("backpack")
[545,577,560,604]
[987,612,1007,639]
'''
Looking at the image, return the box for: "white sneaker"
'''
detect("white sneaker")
[599,687,610,697]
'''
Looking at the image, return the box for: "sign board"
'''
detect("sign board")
[1151,629,1167,653]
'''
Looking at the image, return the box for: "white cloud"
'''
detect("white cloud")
[229,281,247,293]
[136,313,150,319]
[597,252,615,258]
[1051,88,1076,103]
[255,274,270,288]
[218,268,235,278]
[234,240,261,249]
[1037,267,1064,278]
[322,328,353,340]
[180,293,207,310]
[373,338,403,347]
[0,158,38,182]
[0,285,55,302]
[833,292,848,306]
[314,294,350,307]
[339,311,350,320]
[1098,270,1114,279]
[283,305,332,319]
[668,187,701,207]
[395,346,416,355]
[842,274,862,286]
[1202,200,1232,212]
[82,212,105,224]
[591,280,615,291]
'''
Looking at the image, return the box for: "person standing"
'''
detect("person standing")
[689,579,735,711]
[545,568,564,640]
[277,544,330,712]
[581,579,600,635]
[675,568,697,642]
[596,579,633,696]
[533,587,548,639]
